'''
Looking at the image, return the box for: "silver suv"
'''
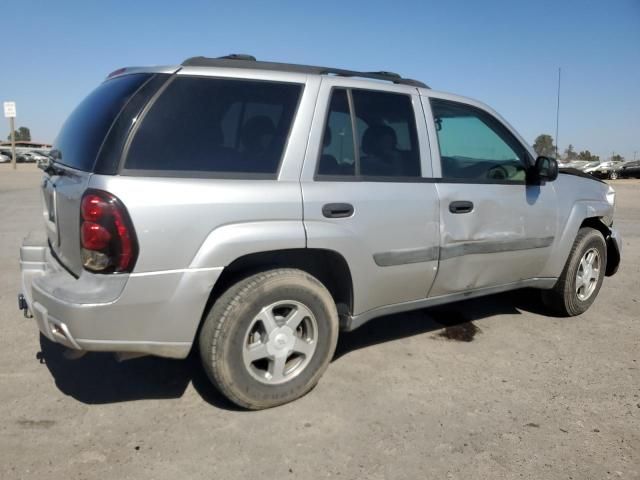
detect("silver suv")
[19,55,621,409]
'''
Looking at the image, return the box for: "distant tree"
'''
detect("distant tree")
[578,150,600,162]
[611,154,624,163]
[17,127,31,141]
[564,144,578,161]
[7,126,31,141]
[533,134,556,157]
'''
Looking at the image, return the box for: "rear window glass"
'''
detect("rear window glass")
[125,77,303,175]
[53,74,151,171]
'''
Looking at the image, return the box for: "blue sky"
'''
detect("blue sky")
[2,0,639,160]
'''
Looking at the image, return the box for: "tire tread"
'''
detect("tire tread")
[198,268,337,409]
[542,227,606,316]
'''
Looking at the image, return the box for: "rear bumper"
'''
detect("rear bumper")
[20,234,222,359]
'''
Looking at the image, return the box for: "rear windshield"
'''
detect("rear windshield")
[124,77,303,176]
[53,74,151,171]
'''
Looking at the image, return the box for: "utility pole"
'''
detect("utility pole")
[3,101,17,170]
[555,67,561,159]
[9,117,16,170]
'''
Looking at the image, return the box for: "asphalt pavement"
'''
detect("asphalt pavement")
[1,164,638,479]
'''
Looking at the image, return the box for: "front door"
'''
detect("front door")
[423,96,558,297]
[301,78,440,316]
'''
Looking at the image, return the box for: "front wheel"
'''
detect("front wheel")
[198,268,339,409]
[541,227,607,316]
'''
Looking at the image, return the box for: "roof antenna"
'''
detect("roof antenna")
[555,67,561,159]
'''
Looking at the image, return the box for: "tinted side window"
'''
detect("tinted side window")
[430,98,529,181]
[317,89,420,179]
[352,90,420,177]
[317,89,356,176]
[125,77,302,175]
[53,73,152,171]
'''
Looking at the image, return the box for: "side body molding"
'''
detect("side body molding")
[189,221,307,269]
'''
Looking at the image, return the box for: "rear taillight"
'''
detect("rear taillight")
[80,189,138,273]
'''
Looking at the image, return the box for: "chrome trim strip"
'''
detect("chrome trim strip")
[373,237,554,266]
[440,236,554,260]
[373,246,439,267]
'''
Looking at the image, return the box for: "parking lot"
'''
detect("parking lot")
[0,164,638,479]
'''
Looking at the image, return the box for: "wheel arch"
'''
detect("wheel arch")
[195,248,354,343]
[579,217,619,276]
[542,199,614,279]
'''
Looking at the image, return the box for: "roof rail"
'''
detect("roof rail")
[180,55,429,88]
[217,53,257,61]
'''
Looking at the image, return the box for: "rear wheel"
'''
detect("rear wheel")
[198,268,339,409]
[609,170,619,180]
[542,227,606,316]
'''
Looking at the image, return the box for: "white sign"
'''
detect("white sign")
[4,101,16,118]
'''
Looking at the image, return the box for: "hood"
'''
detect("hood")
[559,168,606,183]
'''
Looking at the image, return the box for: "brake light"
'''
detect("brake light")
[106,67,127,79]
[80,190,138,273]
[81,222,111,250]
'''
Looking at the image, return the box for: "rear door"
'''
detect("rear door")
[423,94,558,296]
[44,73,156,275]
[301,78,440,316]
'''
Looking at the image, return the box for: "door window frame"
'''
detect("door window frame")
[314,86,425,183]
[425,95,535,185]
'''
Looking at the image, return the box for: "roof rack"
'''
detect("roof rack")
[181,54,429,88]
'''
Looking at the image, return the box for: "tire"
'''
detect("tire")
[198,268,339,409]
[541,227,607,316]
[609,170,619,180]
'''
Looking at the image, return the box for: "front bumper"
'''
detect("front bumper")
[19,234,223,358]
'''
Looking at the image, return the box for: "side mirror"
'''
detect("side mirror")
[531,156,558,182]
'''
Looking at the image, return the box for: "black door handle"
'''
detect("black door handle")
[449,200,474,214]
[322,203,354,218]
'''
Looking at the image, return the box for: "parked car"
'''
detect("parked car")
[559,160,590,171]
[19,152,49,164]
[620,160,640,178]
[0,152,10,163]
[1,150,19,162]
[583,161,623,180]
[29,151,50,165]
[19,55,621,409]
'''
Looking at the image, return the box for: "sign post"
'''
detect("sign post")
[4,102,17,170]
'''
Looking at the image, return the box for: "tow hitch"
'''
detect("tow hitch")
[17,294,32,318]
